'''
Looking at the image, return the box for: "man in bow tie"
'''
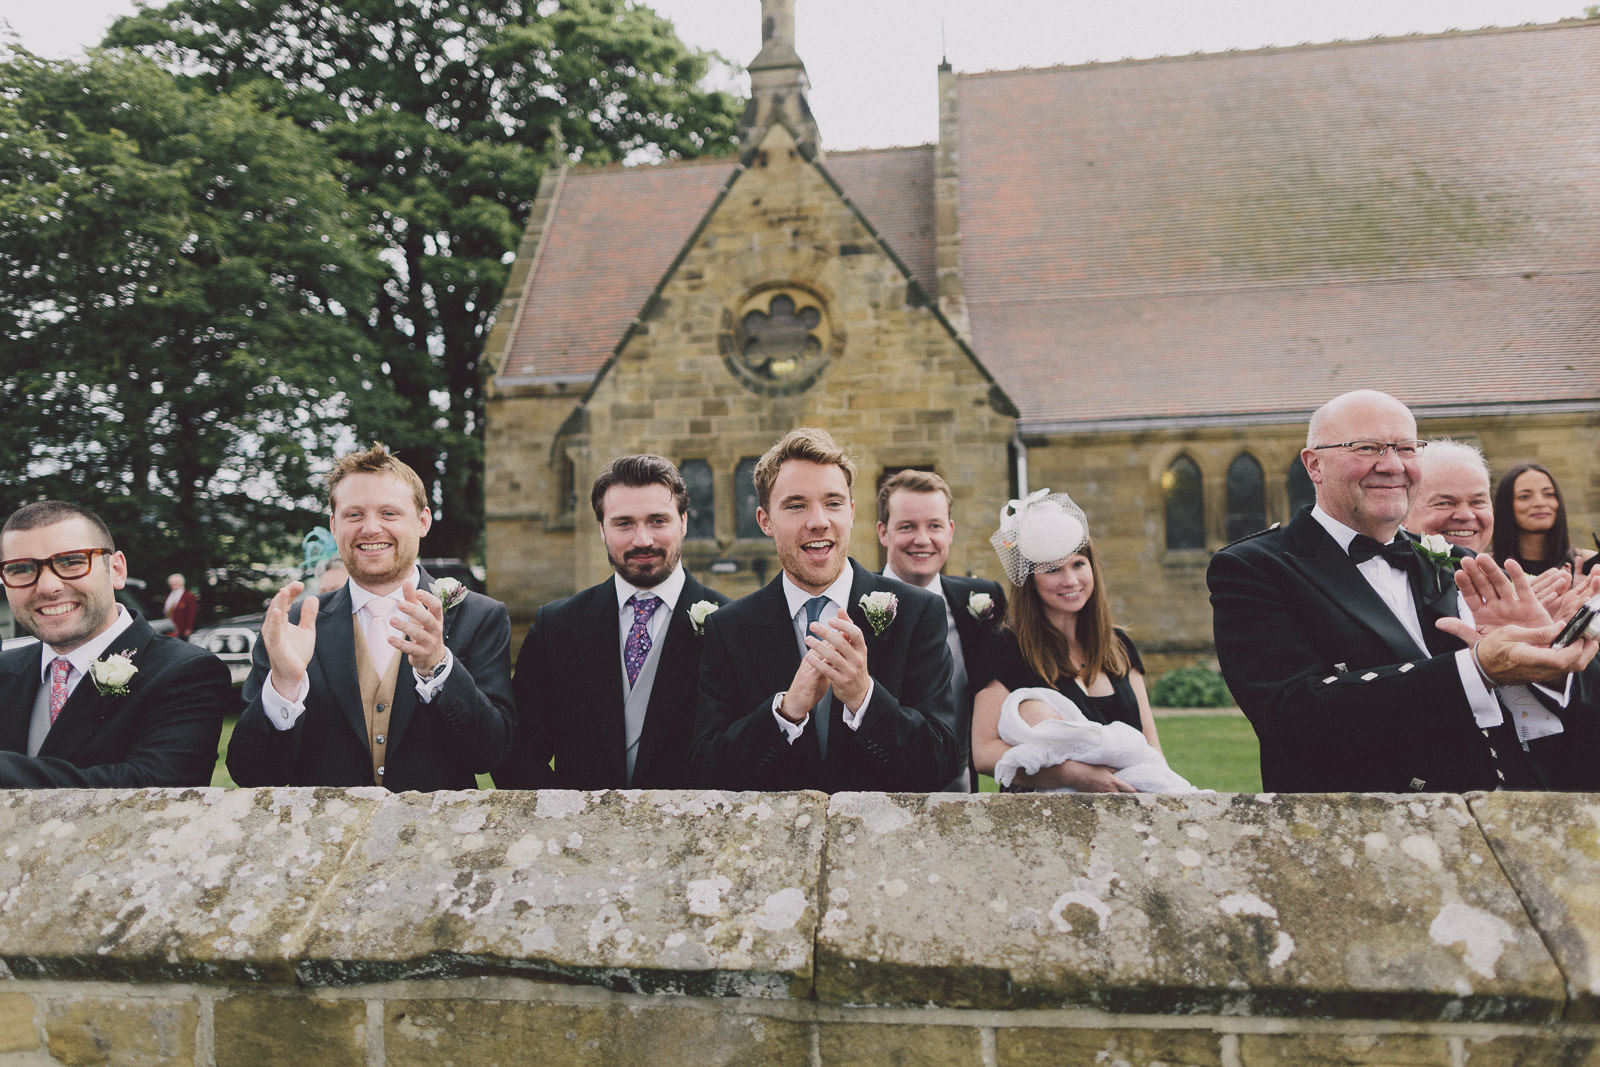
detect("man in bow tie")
[228,444,514,791]
[691,428,962,792]
[494,455,729,789]
[0,501,230,786]
[1208,389,1600,792]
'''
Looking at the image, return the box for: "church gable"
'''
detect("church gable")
[567,123,1015,591]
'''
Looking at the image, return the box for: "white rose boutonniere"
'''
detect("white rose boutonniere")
[859,591,898,636]
[967,591,996,622]
[431,577,467,612]
[1411,532,1459,598]
[89,651,138,697]
[688,600,719,636]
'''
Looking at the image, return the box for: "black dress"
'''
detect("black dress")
[989,627,1145,731]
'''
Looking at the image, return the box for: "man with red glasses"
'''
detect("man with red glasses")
[0,501,231,786]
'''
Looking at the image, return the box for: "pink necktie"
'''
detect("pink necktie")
[48,657,71,724]
[624,594,659,686]
[364,598,398,671]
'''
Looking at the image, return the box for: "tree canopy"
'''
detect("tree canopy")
[0,49,380,605]
[107,0,744,557]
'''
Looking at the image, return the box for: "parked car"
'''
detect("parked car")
[188,614,263,687]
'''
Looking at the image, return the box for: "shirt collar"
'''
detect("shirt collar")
[38,605,136,680]
[613,564,687,614]
[882,562,939,591]
[1311,505,1402,554]
[347,565,422,614]
[780,566,855,620]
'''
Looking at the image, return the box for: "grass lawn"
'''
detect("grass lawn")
[977,713,1261,794]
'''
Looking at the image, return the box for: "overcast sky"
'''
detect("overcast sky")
[4,0,1585,149]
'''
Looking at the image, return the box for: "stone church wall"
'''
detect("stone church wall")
[0,787,1595,1065]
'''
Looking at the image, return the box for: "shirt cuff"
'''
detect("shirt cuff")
[261,672,309,731]
[1454,647,1505,729]
[770,692,808,743]
[413,650,453,703]
[839,679,873,731]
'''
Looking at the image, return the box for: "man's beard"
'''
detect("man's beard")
[610,545,678,589]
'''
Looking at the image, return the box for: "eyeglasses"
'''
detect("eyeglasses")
[0,548,115,589]
[1310,440,1428,459]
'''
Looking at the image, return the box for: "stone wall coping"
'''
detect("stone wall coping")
[0,788,1591,1023]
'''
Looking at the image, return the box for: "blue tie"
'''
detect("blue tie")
[802,597,831,755]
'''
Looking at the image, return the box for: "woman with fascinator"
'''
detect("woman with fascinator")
[971,490,1184,793]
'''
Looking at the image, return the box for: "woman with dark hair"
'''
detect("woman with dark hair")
[1492,462,1596,576]
[971,491,1167,793]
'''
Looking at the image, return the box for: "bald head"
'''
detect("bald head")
[1302,390,1421,540]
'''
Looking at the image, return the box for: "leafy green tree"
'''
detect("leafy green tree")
[108,0,743,557]
[0,49,379,605]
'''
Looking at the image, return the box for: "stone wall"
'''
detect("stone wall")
[1,787,1597,1065]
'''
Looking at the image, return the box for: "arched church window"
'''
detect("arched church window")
[680,459,714,541]
[1163,455,1204,550]
[1226,454,1266,543]
[1287,456,1316,518]
[735,457,763,540]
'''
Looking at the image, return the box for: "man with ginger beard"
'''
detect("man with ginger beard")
[1209,390,1600,792]
[1406,439,1493,554]
[691,428,962,792]
[494,455,729,788]
[229,444,514,791]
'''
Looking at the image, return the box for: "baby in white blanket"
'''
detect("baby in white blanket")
[993,686,1203,793]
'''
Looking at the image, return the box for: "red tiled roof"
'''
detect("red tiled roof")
[822,146,937,289]
[498,145,937,383]
[499,158,736,381]
[955,23,1600,425]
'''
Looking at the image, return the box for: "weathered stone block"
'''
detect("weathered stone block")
[1460,1032,1600,1065]
[820,1021,985,1065]
[997,1026,1223,1067]
[816,792,1563,1018]
[1469,791,1600,1020]
[213,995,365,1066]
[0,993,35,1052]
[0,788,381,982]
[299,790,826,995]
[45,997,197,1066]
[385,999,810,1067]
[1237,1031,1451,1065]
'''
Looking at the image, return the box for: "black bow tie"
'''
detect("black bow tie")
[1348,534,1416,570]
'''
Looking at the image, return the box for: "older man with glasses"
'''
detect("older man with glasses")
[0,500,231,786]
[1208,390,1600,793]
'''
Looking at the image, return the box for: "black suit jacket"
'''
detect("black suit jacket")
[1209,506,1599,792]
[495,572,730,789]
[692,559,961,792]
[0,612,230,787]
[881,571,1006,791]
[228,567,514,791]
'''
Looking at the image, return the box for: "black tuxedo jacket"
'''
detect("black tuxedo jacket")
[1209,506,1599,792]
[692,559,961,792]
[495,572,730,789]
[0,612,230,787]
[228,568,514,791]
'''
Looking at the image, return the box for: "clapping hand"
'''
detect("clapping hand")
[261,581,318,699]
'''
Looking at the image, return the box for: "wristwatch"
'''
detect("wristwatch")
[423,650,451,681]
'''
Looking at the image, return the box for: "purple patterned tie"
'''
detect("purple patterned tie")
[624,594,660,686]
[48,657,71,724]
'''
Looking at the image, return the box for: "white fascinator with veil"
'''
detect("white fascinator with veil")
[988,488,1090,587]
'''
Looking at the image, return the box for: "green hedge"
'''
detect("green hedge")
[1149,664,1235,708]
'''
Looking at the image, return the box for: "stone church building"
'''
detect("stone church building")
[482,1,1600,670]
